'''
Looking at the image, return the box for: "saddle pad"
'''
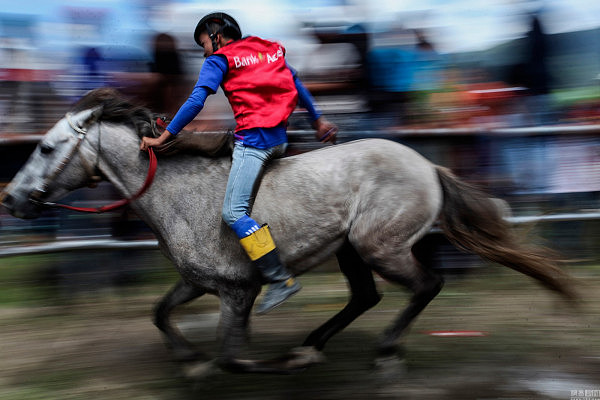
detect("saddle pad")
[153,127,233,158]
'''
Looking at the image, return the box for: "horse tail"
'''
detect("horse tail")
[435,166,577,301]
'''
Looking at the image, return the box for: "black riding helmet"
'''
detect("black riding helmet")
[194,12,242,49]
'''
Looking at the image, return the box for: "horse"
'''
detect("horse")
[1,88,576,375]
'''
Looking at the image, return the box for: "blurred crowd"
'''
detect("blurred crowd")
[0,1,598,257]
[0,2,598,133]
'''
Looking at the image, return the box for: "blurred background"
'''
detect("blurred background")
[0,1,599,398]
[0,0,598,264]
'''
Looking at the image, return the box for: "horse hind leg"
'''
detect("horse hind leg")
[302,240,382,351]
[153,279,207,361]
[372,249,444,360]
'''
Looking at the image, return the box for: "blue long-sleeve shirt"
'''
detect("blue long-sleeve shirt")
[166,54,322,149]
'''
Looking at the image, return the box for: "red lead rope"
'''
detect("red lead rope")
[47,148,157,213]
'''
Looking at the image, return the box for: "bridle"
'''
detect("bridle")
[29,112,157,213]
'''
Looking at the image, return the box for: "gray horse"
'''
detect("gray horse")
[1,89,576,374]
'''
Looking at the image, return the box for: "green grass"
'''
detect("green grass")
[0,252,177,306]
[0,254,59,305]
[552,86,600,106]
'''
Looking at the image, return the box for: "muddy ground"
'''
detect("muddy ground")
[1,262,599,400]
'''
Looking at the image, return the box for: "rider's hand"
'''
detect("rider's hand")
[140,136,161,151]
[140,130,172,151]
[313,117,338,144]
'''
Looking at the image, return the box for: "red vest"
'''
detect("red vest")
[215,36,298,132]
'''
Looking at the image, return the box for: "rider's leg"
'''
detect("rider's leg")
[238,223,301,314]
[222,142,300,314]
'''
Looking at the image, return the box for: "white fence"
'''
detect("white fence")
[0,212,597,258]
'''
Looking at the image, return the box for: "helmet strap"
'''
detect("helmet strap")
[206,24,220,52]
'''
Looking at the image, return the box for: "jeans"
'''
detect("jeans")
[222,141,287,228]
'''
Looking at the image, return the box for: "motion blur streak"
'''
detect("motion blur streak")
[0,1,599,399]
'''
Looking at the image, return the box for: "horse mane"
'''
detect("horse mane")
[70,88,155,138]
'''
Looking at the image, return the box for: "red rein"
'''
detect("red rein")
[45,147,157,213]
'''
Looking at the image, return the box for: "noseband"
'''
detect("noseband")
[29,113,157,213]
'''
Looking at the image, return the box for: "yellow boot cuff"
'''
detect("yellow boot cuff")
[239,225,277,261]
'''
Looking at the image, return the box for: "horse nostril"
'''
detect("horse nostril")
[1,193,14,208]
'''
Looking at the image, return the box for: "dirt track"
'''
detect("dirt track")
[1,267,599,400]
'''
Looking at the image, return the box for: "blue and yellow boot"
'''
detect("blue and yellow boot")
[240,224,301,314]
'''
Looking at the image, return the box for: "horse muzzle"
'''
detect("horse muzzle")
[1,190,43,219]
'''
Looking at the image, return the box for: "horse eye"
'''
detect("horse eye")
[40,143,54,155]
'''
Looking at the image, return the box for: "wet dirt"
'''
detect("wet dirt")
[1,268,599,400]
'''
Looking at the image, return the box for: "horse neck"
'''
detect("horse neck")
[89,123,150,197]
[91,122,230,213]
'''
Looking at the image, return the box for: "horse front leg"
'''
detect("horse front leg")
[154,279,206,361]
[213,287,258,373]
[213,286,315,374]
[184,285,262,378]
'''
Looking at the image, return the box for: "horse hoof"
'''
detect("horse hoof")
[373,354,407,379]
[285,346,326,370]
[213,348,326,375]
[183,359,219,380]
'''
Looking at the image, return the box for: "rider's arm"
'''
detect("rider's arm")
[287,63,337,143]
[287,63,322,122]
[165,55,228,135]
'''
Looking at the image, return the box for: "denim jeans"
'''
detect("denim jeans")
[222,141,287,228]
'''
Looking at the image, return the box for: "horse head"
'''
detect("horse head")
[2,107,106,219]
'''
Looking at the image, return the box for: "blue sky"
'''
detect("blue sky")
[2,0,599,54]
[368,0,600,52]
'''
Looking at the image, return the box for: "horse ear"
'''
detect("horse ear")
[87,105,104,126]
[71,106,103,130]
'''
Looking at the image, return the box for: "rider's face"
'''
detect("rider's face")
[198,32,214,57]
